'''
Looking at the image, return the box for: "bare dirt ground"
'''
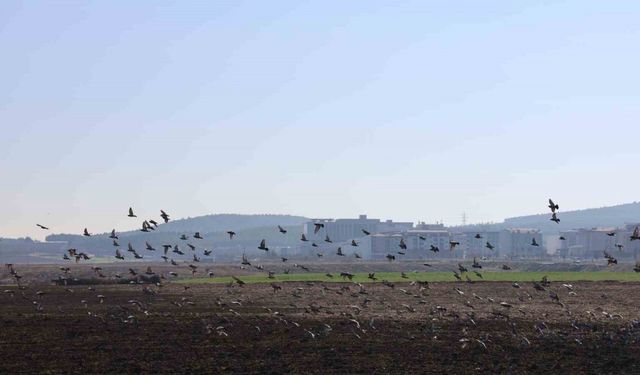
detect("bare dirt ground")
[2,267,640,374]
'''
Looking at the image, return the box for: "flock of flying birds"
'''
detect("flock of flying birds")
[4,199,640,350]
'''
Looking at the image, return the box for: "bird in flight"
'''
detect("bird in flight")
[362,229,371,236]
[531,238,540,247]
[630,227,640,241]
[128,207,137,218]
[301,234,308,242]
[399,238,407,250]
[227,231,236,240]
[194,232,203,239]
[449,240,460,251]
[430,245,440,253]
[109,229,118,239]
[278,225,287,234]
[313,223,324,234]
[160,210,170,223]
[83,228,91,237]
[115,249,124,260]
[474,233,482,239]
[258,239,269,251]
[548,199,559,213]
[550,212,560,224]
[141,221,151,232]
[485,242,494,250]
[36,224,49,230]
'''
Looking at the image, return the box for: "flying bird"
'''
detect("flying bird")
[399,238,407,250]
[548,199,559,212]
[278,225,287,234]
[351,240,359,247]
[109,229,118,239]
[36,224,49,230]
[486,242,495,250]
[194,232,203,239]
[258,239,269,251]
[128,207,137,218]
[83,228,91,237]
[313,223,325,234]
[550,213,560,224]
[449,240,460,251]
[227,231,236,240]
[160,210,170,223]
[531,238,540,247]
[362,229,371,235]
[301,234,308,242]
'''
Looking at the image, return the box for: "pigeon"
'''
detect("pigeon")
[227,231,236,240]
[83,228,91,237]
[548,199,559,212]
[194,232,203,239]
[313,223,325,234]
[324,235,332,243]
[399,238,407,250]
[362,229,371,235]
[486,242,494,250]
[278,225,287,234]
[430,245,440,253]
[474,233,482,239]
[550,212,560,223]
[160,210,170,223]
[128,207,137,217]
[36,224,49,230]
[336,247,345,256]
[141,221,150,232]
[531,238,540,247]
[351,240,359,247]
[109,229,118,239]
[301,234,308,242]
[258,239,269,251]
[449,241,460,251]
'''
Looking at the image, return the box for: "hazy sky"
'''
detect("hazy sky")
[2,1,640,239]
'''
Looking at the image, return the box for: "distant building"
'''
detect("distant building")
[370,229,450,260]
[558,224,640,260]
[502,228,546,259]
[302,214,413,243]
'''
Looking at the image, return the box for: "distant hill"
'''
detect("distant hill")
[42,214,309,257]
[456,202,640,233]
[145,213,309,233]
[503,202,640,232]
